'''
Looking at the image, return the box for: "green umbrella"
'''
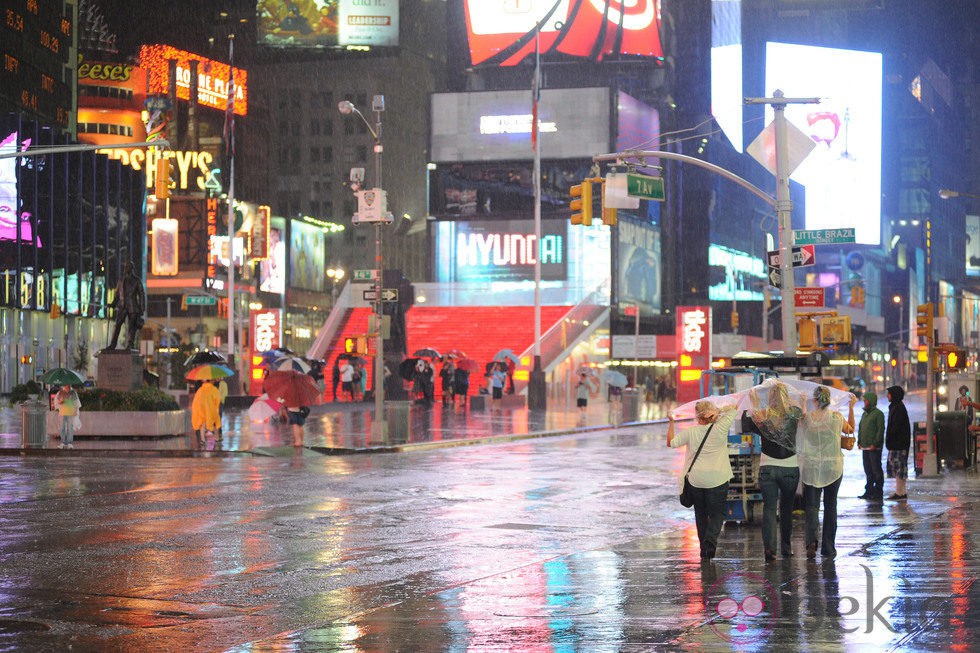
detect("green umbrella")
[37,367,85,386]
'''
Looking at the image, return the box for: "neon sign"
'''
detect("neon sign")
[139,44,248,116]
[457,232,563,267]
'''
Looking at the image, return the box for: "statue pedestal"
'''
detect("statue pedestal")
[97,349,144,392]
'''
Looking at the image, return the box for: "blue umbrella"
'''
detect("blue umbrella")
[602,370,629,388]
[494,349,520,364]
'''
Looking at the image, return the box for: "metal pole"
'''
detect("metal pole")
[772,91,796,353]
[372,103,385,438]
[226,35,236,374]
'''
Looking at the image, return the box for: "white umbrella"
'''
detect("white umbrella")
[272,356,312,374]
[248,393,282,422]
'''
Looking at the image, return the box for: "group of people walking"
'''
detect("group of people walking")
[667,381,912,562]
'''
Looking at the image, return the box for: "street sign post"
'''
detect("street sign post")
[363,288,398,302]
[626,173,666,201]
[793,228,856,246]
[352,269,378,282]
[767,244,815,268]
[795,287,825,308]
[184,295,217,306]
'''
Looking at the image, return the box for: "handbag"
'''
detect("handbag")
[679,423,715,507]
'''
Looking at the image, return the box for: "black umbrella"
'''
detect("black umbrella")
[413,347,442,359]
[184,350,227,367]
[399,357,423,381]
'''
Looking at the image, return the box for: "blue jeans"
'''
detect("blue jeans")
[60,415,75,445]
[862,448,884,498]
[690,481,730,559]
[803,475,843,557]
[759,465,800,556]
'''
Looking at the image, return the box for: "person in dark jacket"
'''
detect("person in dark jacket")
[857,392,885,502]
[884,385,911,501]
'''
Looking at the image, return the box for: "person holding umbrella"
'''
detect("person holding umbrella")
[54,384,81,449]
[191,380,222,447]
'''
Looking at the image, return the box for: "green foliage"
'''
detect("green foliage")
[10,381,43,404]
[77,387,179,412]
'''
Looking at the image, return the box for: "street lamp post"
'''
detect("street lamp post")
[339,97,387,437]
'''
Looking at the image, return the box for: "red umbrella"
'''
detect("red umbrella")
[263,370,320,407]
[456,358,479,373]
[445,349,467,359]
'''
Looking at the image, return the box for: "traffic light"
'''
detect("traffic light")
[849,285,865,308]
[797,315,818,350]
[945,347,967,369]
[730,310,739,331]
[569,179,593,226]
[916,303,934,341]
[155,157,171,198]
[600,180,617,226]
[344,336,368,355]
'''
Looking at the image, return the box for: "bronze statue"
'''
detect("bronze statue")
[107,262,146,350]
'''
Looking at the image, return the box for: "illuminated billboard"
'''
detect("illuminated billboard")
[710,0,742,151]
[260,217,286,294]
[289,219,325,292]
[617,217,661,315]
[765,42,882,246]
[431,88,610,162]
[464,0,664,66]
[258,0,399,48]
[0,131,39,245]
[139,45,248,116]
[434,219,568,283]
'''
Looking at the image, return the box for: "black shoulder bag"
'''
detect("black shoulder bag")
[679,423,716,508]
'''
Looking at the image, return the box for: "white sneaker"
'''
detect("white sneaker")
[58,444,65,449]
[67,444,74,449]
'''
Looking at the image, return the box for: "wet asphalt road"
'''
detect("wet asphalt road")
[2,392,980,651]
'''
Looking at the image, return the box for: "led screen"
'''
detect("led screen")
[431,88,610,162]
[259,217,286,294]
[0,131,39,245]
[258,0,399,48]
[434,219,568,283]
[464,0,664,66]
[710,0,742,151]
[765,42,882,246]
[615,91,659,154]
[289,219,325,291]
[967,215,980,277]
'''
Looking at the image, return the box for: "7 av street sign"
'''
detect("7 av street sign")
[626,173,666,201]
[767,245,815,268]
[363,288,399,302]
[793,228,856,246]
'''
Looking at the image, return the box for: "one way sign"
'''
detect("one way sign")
[767,245,815,268]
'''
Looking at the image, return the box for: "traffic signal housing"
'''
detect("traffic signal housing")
[600,180,617,226]
[155,157,171,198]
[569,180,593,226]
[916,303,934,341]
[344,335,368,355]
[797,315,818,350]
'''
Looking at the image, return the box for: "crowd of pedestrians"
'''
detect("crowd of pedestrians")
[667,380,913,563]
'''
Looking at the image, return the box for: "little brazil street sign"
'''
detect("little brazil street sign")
[363,288,399,302]
[352,269,378,282]
[626,174,666,201]
[793,228,856,246]
[767,244,815,268]
[184,295,217,306]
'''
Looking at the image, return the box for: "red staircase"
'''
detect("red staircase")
[320,306,572,400]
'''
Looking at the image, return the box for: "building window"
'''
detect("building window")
[323,120,333,136]
[310,147,320,163]
[356,145,367,163]
[310,119,320,135]
[323,146,333,163]
[279,121,288,136]
[292,122,300,137]
[290,148,299,166]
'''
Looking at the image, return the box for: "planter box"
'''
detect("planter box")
[47,410,190,438]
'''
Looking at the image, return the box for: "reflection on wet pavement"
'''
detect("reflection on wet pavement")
[2,391,979,651]
[0,399,675,453]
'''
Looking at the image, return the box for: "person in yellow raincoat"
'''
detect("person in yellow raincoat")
[191,380,222,446]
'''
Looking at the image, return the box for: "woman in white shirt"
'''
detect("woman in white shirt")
[667,400,738,561]
[797,385,857,559]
